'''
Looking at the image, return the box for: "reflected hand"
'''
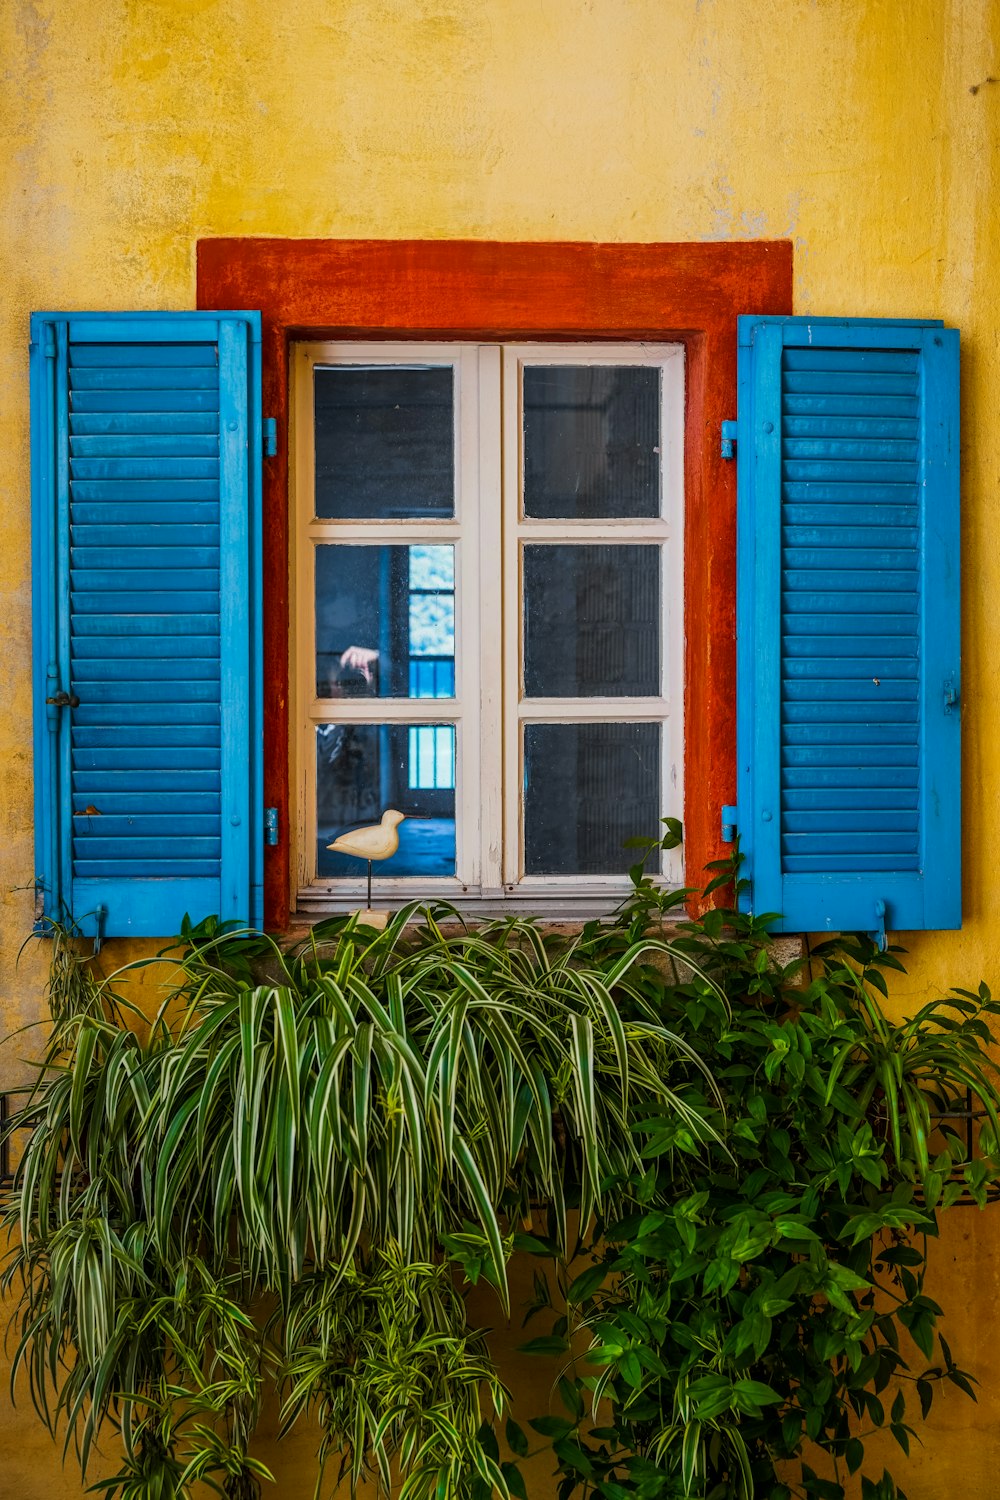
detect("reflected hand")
[340,645,380,684]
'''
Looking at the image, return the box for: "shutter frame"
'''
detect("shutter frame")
[736,315,960,935]
[30,310,263,938]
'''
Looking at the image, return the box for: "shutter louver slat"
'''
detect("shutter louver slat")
[736,317,960,935]
[73,636,220,660]
[70,413,220,435]
[32,312,263,937]
[71,460,219,479]
[73,483,220,502]
[74,705,219,725]
[69,343,220,366]
[75,862,222,878]
[70,393,220,413]
[71,435,219,456]
[74,504,221,524]
[74,527,221,547]
[73,792,221,813]
[70,367,219,389]
[73,615,220,637]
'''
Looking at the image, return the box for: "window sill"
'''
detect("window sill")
[295,881,686,924]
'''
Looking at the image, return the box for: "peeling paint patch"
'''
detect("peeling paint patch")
[740,208,767,236]
[786,189,802,236]
[707,171,734,239]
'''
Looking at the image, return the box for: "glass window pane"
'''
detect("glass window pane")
[522,365,661,519]
[315,365,454,519]
[317,724,456,878]
[523,544,660,697]
[316,544,455,699]
[523,722,661,876]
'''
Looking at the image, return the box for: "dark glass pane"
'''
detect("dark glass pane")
[316,724,455,878]
[523,722,660,875]
[315,365,454,519]
[523,544,659,697]
[315,544,455,699]
[523,366,660,519]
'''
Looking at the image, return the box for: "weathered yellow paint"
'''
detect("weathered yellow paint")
[2,0,999,1493]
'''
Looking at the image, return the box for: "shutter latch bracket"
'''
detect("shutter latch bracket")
[721,804,738,843]
[93,903,107,957]
[264,807,279,846]
[944,676,960,714]
[868,898,888,954]
[721,420,738,460]
[263,418,278,458]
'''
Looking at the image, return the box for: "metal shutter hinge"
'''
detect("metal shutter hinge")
[263,418,278,457]
[265,807,279,846]
[721,420,738,459]
[721,804,738,843]
[944,676,960,714]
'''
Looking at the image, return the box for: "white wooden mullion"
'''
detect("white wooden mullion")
[293,344,318,895]
[303,339,471,369]
[307,521,463,544]
[309,698,463,724]
[454,344,482,889]
[518,520,671,543]
[503,342,685,371]
[501,347,523,887]
[661,343,686,883]
[516,698,672,722]
[477,346,504,893]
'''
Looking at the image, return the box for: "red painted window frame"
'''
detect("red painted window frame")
[197,238,793,931]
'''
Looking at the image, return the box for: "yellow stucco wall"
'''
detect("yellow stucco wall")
[2,0,1000,1494]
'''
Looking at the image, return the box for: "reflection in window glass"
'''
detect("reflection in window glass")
[523,544,660,697]
[408,726,455,790]
[523,722,661,875]
[316,724,456,878]
[522,366,661,520]
[409,545,454,591]
[314,365,454,520]
[409,595,455,658]
[315,544,455,699]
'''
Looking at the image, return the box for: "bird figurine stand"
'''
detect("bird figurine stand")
[327,809,406,929]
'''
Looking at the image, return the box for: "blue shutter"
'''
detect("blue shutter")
[31,312,263,938]
[735,316,960,935]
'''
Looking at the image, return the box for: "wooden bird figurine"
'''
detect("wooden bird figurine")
[327,809,406,910]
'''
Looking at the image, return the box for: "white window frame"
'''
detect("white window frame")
[291,340,684,917]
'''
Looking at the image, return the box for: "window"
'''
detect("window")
[197,236,796,932]
[292,341,684,913]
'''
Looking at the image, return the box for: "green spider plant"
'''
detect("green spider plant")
[2,901,726,1499]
